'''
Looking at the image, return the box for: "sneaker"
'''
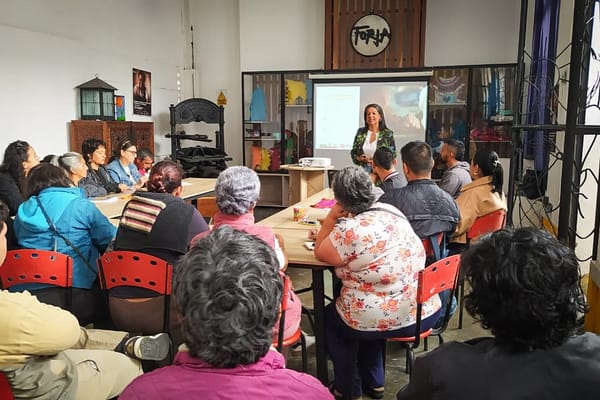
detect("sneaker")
[363,386,384,399]
[125,333,171,361]
[329,383,363,400]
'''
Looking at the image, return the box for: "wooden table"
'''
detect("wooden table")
[259,188,335,383]
[92,177,216,219]
[282,165,334,205]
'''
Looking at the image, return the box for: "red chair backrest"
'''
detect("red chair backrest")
[0,372,13,400]
[467,209,506,241]
[417,254,461,304]
[0,249,73,289]
[98,251,172,295]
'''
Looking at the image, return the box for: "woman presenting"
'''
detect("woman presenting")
[350,103,396,172]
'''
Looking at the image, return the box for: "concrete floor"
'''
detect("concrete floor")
[255,206,490,399]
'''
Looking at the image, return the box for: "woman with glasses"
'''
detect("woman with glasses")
[106,140,148,190]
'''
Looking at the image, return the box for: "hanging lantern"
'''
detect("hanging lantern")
[76,76,117,120]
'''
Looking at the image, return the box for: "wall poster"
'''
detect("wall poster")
[133,68,151,116]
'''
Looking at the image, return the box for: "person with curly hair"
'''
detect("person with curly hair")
[119,226,333,399]
[398,228,600,400]
[0,140,40,215]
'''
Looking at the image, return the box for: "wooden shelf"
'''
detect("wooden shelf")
[256,172,289,207]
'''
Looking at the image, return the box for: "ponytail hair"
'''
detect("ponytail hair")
[472,148,503,194]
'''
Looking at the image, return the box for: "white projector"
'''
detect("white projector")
[299,157,331,167]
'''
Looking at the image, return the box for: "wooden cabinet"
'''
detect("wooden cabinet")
[69,120,154,156]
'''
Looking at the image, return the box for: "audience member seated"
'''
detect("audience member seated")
[371,146,407,192]
[134,147,154,177]
[0,200,170,400]
[13,163,116,325]
[0,140,40,215]
[119,227,333,400]
[439,139,471,199]
[191,166,301,340]
[52,152,89,191]
[378,141,459,323]
[111,160,209,338]
[397,228,600,400]
[313,166,441,400]
[379,141,459,242]
[115,160,208,264]
[106,140,148,189]
[450,148,506,246]
[79,138,126,197]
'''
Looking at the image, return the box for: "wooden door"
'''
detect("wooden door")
[70,120,103,154]
[130,122,155,154]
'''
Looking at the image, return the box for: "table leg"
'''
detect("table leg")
[312,268,328,384]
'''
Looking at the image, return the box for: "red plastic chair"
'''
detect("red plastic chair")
[0,249,73,311]
[466,209,506,242]
[457,208,506,328]
[388,254,461,375]
[98,251,174,359]
[273,275,307,372]
[0,372,14,400]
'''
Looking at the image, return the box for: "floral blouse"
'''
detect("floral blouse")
[330,202,441,331]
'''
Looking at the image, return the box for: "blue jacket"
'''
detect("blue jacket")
[14,187,116,289]
[106,159,141,187]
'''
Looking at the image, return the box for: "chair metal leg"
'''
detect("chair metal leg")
[405,345,415,375]
[300,332,307,372]
[458,279,465,329]
[301,306,316,333]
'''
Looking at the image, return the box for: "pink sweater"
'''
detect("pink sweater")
[120,350,333,399]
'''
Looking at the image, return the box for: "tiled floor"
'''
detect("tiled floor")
[255,206,489,400]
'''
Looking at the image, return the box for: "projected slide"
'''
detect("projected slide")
[313,80,428,169]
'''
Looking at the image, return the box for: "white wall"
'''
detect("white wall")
[0,0,520,164]
[0,0,186,158]
[239,0,325,71]
[425,0,521,65]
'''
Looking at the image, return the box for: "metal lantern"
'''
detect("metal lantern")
[77,76,117,120]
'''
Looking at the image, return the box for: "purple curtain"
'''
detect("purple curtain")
[523,0,561,173]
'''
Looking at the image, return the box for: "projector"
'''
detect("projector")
[299,157,331,168]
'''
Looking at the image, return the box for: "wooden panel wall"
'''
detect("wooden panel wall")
[325,0,426,70]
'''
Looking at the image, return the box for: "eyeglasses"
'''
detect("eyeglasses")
[124,150,137,155]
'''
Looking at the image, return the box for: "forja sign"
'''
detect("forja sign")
[350,14,391,57]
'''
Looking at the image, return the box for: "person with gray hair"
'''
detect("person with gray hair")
[191,165,304,341]
[119,226,333,400]
[214,165,261,215]
[313,165,440,400]
[52,152,94,196]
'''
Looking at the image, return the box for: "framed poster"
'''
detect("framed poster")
[115,95,125,121]
[133,68,151,116]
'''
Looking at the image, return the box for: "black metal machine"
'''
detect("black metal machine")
[167,98,231,177]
